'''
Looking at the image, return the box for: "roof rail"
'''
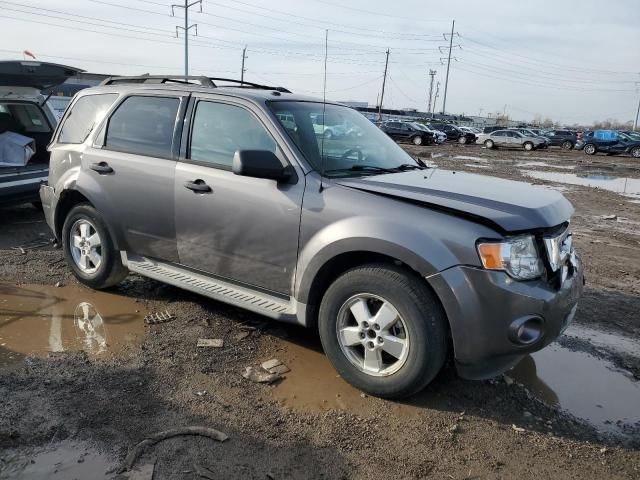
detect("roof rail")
[99,75,291,93]
[208,77,291,93]
[100,75,215,87]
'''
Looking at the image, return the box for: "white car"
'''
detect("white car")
[476,130,546,151]
[0,60,82,206]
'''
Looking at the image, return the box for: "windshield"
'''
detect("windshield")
[409,122,429,132]
[268,101,420,177]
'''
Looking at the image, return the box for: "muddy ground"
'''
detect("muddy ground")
[1,144,639,479]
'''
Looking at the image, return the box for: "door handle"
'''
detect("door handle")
[184,179,212,193]
[90,162,113,174]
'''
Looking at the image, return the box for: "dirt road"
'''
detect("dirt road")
[1,144,639,479]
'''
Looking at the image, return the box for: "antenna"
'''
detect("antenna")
[319,29,328,192]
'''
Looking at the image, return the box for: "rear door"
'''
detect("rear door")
[82,93,187,261]
[174,95,304,294]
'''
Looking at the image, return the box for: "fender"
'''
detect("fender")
[294,216,463,304]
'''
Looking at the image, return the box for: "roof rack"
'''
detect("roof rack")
[99,75,291,93]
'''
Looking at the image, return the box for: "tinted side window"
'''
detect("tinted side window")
[59,94,118,144]
[189,101,276,168]
[105,96,179,158]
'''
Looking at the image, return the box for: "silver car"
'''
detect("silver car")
[476,130,545,151]
[40,76,583,398]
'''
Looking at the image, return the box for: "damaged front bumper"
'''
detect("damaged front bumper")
[427,253,584,380]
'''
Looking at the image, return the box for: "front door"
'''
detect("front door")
[83,93,186,261]
[174,97,304,295]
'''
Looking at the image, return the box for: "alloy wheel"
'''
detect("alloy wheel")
[69,218,102,274]
[336,293,410,377]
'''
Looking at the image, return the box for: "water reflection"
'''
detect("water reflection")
[523,170,640,198]
[0,283,146,366]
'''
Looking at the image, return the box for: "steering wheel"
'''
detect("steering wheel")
[340,147,364,163]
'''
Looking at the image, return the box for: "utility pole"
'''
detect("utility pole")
[427,69,436,114]
[635,80,640,131]
[441,19,456,115]
[172,0,202,77]
[241,46,247,84]
[378,49,390,121]
[432,81,440,116]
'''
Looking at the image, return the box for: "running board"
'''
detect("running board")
[122,253,297,322]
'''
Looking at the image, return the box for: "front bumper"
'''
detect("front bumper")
[39,184,56,236]
[427,254,584,380]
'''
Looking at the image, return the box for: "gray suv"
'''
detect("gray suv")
[40,76,583,398]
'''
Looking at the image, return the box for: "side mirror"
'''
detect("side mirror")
[232,150,291,182]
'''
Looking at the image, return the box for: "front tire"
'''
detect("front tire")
[584,143,597,155]
[318,264,447,399]
[412,135,423,146]
[458,136,468,144]
[62,204,128,289]
[561,140,574,150]
[484,139,495,149]
[630,146,640,158]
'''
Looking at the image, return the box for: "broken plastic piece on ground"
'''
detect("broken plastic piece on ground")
[261,358,290,375]
[197,338,223,348]
[242,365,281,384]
[119,426,228,473]
[144,310,175,325]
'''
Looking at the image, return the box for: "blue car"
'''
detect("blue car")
[576,130,640,158]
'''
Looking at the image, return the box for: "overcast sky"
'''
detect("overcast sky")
[2,0,639,124]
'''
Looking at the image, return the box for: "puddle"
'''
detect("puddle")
[272,332,450,415]
[509,343,640,435]
[0,283,146,367]
[464,163,489,169]
[523,170,640,199]
[566,324,640,358]
[517,161,575,170]
[453,155,487,162]
[0,440,116,479]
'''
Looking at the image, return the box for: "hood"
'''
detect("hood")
[0,60,84,93]
[336,169,574,232]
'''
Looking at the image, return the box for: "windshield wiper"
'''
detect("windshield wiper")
[393,163,425,171]
[324,165,398,176]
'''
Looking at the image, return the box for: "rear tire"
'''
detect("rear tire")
[561,140,574,150]
[584,143,597,155]
[630,146,640,158]
[523,142,534,151]
[62,203,128,289]
[318,264,447,399]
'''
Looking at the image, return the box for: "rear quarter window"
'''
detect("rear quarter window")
[104,95,180,159]
[58,93,118,144]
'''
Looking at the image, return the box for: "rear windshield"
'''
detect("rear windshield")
[58,93,119,144]
[0,102,51,134]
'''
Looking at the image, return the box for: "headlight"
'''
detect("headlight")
[477,235,543,280]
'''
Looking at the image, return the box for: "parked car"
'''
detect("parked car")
[482,126,506,134]
[428,122,476,144]
[511,128,550,148]
[380,120,434,146]
[476,130,545,151]
[41,75,584,399]
[408,122,446,144]
[0,60,82,207]
[578,130,640,157]
[542,129,577,150]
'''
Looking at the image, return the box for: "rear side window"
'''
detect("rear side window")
[189,101,276,168]
[58,94,118,144]
[105,96,179,159]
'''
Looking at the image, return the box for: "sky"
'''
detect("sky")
[2,0,639,125]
